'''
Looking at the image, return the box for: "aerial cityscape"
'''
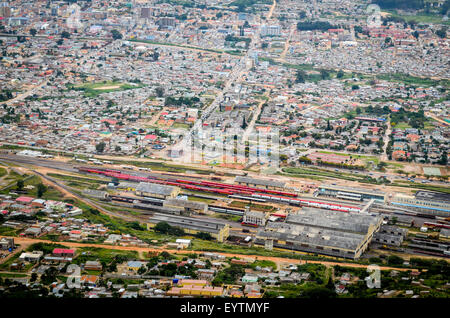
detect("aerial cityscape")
[0,0,449,303]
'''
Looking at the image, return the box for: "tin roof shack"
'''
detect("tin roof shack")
[135,182,180,199]
[255,208,382,259]
[147,213,230,242]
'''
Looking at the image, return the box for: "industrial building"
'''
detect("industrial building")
[163,198,207,215]
[235,176,285,190]
[260,24,281,37]
[390,191,450,217]
[147,213,230,242]
[242,210,268,226]
[254,208,383,259]
[317,184,386,203]
[372,225,407,246]
[135,182,180,200]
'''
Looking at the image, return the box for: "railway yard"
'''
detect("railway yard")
[0,153,449,262]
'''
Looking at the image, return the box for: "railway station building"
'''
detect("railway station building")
[135,182,180,200]
[390,191,450,218]
[254,208,382,259]
[163,198,208,215]
[147,213,230,242]
[317,184,386,203]
[235,176,286,190]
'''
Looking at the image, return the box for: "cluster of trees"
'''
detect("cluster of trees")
[154,221,185,236]
[373,0,425,10]
[111,29,122,40]
[95,141,106,153]
[0,90,13,102]
[316,160,365,171]
[364,105,391,116]
[391,108,426,129]
[435,27,447,39]
[212,263,245,286]
[229,0,271,12]
[164,96,200,107]
[296,21,336,31]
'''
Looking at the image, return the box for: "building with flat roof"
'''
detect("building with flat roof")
[235,176,285,190]
[318,184,386,202]
[135,182,180,199]
[147,213,230,242]
[391,192,450,217]
[163,198,207,214]
[255,208,382,259]
[243,210,268,226]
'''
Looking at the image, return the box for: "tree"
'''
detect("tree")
[111,29,122,40]
[155,86,165,98]
[115,145,121,152]
[61,31,70,39]
[320,69,330,80]
[387,255,403,265]
[16,179,24,191]
[241,116,248,130]
[96,141,106,153]
[138,266,147,275]
[295,70,306,83]
[195,232,213,240]
[435,27,447,39]
[336,70,344,79]
[438,150,448,166]
[37,183,47,198]
[30,28,37,37]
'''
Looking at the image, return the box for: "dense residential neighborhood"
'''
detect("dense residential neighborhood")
[0,0,448,305]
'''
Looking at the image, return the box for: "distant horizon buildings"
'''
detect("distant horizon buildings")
[0,2,11,18]
[260,24,280,37]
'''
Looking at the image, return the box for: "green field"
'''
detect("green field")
[69,81,145,98]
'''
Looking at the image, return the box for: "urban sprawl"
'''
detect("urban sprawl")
[0,0,449,299]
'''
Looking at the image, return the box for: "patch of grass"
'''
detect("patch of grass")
[68,81,145,98]
[74,247,138,265]
[229,200,274,212]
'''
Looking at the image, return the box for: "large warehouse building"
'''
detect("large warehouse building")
[317,184,386,203]
[135,182,180,199]
[390,191,450,217]
[235,176,286,190]
[147,213,230,242]
[254,208,383,259]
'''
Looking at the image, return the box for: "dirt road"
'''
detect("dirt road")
[1,235,417,272]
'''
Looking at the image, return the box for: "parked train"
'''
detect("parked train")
[77,167,361,213]
[251,193,361,213]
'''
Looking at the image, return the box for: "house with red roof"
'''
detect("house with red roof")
[53,248,75,257]
[15,196,34,204]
